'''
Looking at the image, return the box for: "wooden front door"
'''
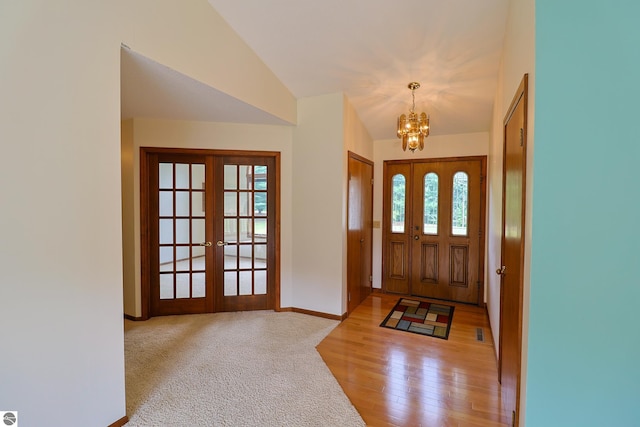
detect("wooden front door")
[382,157,486,304]
[498,74,528,427]
[143,149,279,318]
[347,152,373,314]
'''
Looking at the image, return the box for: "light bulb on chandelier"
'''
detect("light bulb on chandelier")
[396,82,430,152]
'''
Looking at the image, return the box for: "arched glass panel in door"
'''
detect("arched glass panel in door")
[452,171,469,236]
[391,174,406,233]
[423,172,438,234]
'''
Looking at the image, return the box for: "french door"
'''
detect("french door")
[382,157,486,304]
[143,149,278,317]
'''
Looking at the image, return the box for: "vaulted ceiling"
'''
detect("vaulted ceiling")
[122,0,510,140]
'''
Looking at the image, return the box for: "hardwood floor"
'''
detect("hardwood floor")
[316,293,509,427]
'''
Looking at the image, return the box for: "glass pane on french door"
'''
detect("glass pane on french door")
[222,164,268,297]
[158,161,207,300]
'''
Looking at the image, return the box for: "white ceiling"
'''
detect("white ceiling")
[122,0,510,140]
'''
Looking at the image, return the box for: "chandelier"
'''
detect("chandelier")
[396,82,430,152]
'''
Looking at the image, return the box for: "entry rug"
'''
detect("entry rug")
[380,298,454,340]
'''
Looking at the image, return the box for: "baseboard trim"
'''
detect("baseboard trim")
[107,415,129,427]
[279,307,345,321]
[372,287,384,293]
[485,305,500,367]
[124,314,144,321]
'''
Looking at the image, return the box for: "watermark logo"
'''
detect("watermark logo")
[1,412,17,426]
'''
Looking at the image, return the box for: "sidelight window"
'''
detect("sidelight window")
[391,174,406,233]
[423,173,439,234]
[452,172,469,236]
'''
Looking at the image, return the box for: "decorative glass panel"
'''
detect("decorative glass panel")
[175,164,189,189]
[240,165,252,190]
[191,164,205,189]
[254,218,266,237]
[176,273,190,298]
[254,192,266,216]
[159,219,173,244]
[452,172,469,236]
[423,173,438,234]
[175,219,190,244]
[191,219,205,243]
[239,218,252,242]
[192,192,204,217]
[159,191,173,216]
[159,247,173,272]
[224,218,237,243]
[159,274,173,299]
[224,192,237,216]
[224,244,238,269]
[159,163,173,189]
[224,165,237,189]
[224,271,238,296]
[240,192,252,216]
[192,273,205,298]
[254,270,267,295]
[239,271,252,295]
[391,174,406,233]
[254,165,267,190]
[175,191,190,216]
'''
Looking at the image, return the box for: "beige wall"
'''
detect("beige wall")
[372,132,490,290]
[487,0,535,424]
[291,94,346,315]
[0,2,128,425]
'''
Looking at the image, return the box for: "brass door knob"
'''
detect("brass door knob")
[496,266,506,275]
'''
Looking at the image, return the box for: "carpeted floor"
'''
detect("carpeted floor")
[124,311,365,426]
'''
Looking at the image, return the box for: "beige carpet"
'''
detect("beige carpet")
[124,311,365,426]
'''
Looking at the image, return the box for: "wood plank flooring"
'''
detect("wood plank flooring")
[316,293,510,427]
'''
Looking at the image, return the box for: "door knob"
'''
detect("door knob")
[216,241,229,247]
[414,235,420,240]
[496,266,506,275]
[199,242,212,247]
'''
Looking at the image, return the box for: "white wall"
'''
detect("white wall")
[372,132,489,290]
[124,119,294,316]
[0,2,127,426]
[487,0,535,424]
[292,94,345,316]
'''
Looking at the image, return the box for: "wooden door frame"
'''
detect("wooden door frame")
[381,155,487,306]
[497,74,528,426]
[140,147,281,319]
[346,151,374,315]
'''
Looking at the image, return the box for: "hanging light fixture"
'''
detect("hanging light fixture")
[396,82,430,152]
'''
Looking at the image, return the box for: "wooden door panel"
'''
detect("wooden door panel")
[450,245,468,286]
[347,153,374,314]
[419,243,438,282]
[389,241,407,279]
[499,74,528,427]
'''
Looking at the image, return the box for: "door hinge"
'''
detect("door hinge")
[348,292,351,302]
[369,275,373,282]
[371,178,374,185]
[520,128,524,147]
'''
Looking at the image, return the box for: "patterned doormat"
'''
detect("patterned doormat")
[380,298,454,340]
